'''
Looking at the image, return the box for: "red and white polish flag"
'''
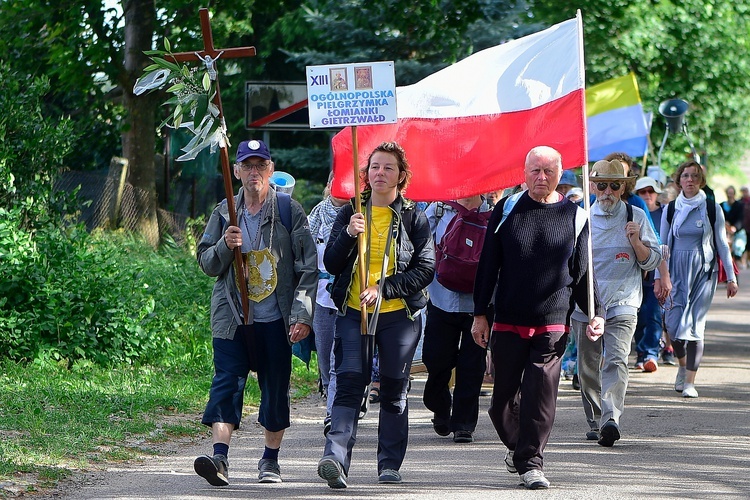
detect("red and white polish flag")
[330,13,586,202]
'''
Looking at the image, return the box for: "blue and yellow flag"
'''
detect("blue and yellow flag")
[586,73,650,161]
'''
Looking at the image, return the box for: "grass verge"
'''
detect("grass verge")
[0,352,318,496]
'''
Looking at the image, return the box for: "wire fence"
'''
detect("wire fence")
[54,157,223,246]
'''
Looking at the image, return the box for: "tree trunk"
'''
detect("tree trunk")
[121,0,159,247]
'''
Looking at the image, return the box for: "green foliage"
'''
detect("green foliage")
[0,355,211,479]
[280,0,487,85]
[0,217,215,366]
[0,1,122,172]
[531,0,750,176]
[0,343,318,489]
[135,39,223,162]
[0,63,78,227]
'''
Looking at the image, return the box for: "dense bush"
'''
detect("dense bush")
[0,64,77,227]
[0,214,213,366]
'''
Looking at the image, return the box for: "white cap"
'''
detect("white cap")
[635,176,663,194]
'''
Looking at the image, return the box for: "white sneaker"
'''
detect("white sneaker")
[674,367,686,392]
[682,384,699,398]
[504,449,516,473]
[520,469,550,490]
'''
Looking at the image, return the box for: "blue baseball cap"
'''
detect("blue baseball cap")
[559,170,579,187]
[236,140,271,162]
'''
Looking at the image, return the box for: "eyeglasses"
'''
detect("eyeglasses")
[595,182,622,192]
[680,172,700,180]
[236,161,270,172]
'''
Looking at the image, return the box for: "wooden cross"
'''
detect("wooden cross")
[169,8,256,324]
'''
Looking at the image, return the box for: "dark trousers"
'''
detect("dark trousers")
[488,329,567,474]
[323,308,421,474]
[422,303,486,431]
[202,319,292,432]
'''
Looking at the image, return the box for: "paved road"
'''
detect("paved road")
[49,285,750,500]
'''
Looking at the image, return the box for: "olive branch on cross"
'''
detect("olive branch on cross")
[133,8,256,323]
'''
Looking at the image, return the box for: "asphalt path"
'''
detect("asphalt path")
[47,284,750,500]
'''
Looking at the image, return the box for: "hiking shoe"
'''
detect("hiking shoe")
[431,417,451,437]
[504,449,516,473]
[634,361,645,371]
[378,469,402,484]
[643,358,658,372]
[675,366,687,392]
[598,419,621,447]
[194,454,229,486]
[682,385,699,398]
[662,348,677,365]
[258,458,282,483]
[453,430,474,443]
[586,429,600,441]
[318,457,347,489]
[571,373,581,390]
[323,416,332,437]
[520,469,549,490]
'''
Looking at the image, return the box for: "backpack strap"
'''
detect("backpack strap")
[434,201,445,219]
[276,191,292,233]
[626,202,633,223]
[494,191,525,233]
[667,200,675,225]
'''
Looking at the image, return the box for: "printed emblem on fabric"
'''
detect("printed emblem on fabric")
[615,252,631,262]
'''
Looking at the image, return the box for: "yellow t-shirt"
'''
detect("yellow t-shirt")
[347,205,405,313]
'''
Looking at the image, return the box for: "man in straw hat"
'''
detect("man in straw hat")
[571,158,662,447]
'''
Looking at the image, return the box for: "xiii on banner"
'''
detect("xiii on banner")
[330,14,587,201]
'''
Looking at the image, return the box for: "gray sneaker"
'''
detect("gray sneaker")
[258,458,282,483]
[378,468,402,484]
[318,457,348,489]
[675,367,686,392]
[194,454,229,486]
[586,429,600,441]
[520,469,550,490]
[504,449,516,473]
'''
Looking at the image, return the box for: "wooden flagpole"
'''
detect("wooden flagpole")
[351,126,369,335]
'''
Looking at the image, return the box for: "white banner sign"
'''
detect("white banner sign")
[306,61,397,128]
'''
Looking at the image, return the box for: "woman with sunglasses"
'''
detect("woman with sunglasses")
[657,161,739,398]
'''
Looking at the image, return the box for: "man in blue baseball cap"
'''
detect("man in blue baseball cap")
[194,138,318,487]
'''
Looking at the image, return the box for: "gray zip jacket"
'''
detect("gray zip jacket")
[197,187,317,339]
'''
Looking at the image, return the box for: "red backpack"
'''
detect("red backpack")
[435,201,491,293]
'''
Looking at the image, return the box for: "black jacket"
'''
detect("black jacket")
[324,192,435,317]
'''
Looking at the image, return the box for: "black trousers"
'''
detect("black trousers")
[488,329,567,474]
[422,302,487,432]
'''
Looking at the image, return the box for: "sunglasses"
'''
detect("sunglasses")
[638,188,656,195]
[596,182,622,191]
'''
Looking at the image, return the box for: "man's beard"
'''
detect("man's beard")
[597,194,618,213]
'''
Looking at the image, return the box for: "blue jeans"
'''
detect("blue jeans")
[634,283,662,362]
